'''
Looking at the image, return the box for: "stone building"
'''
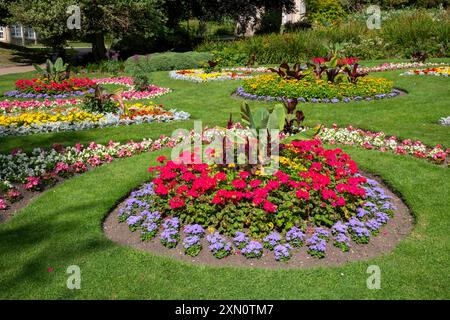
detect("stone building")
[236,0,306,37]
[0,25,38,46]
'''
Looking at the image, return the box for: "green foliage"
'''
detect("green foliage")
[240,102,286,131]
[124,51,213,73]
[81,86,119,114]
[307,0,347,25]
[198,8,449,63]
[33,58,69,82]
[133,73,152,91]
[269,63,310,80]
[9,0,167,57]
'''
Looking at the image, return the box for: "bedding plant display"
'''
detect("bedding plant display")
[0,71,186,137]
[0,101,190,137]
[400,67,450,77]
[169,69,254,82]
[0,134,185,213]
[116,136,398,262]
[237,57,400,103]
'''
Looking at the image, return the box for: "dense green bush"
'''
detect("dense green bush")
[197,8,449,64]
[307,0,347,24]
[124,51,213,73]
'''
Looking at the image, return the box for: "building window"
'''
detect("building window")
[11,25,22,38]
[0,27,4,39]
[25,27,36,40]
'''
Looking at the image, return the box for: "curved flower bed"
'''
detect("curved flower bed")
[14,78,96,94]
[115,140,397,262]
[400,67,450,77]
[0,99,80,114]
[169,69,253,82]
[0,104,190,137]
[317,125,449,164]
[360,62,449,73]
[0,134,185,213]
[238,74,398,103]
[5,78,96,99]
[3,77,171,101]
[224,62,450,74]
[222,67,272,73]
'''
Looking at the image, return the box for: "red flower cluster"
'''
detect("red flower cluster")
[312,57,359,66]
[148,140,367,214]
[15,78,96,94]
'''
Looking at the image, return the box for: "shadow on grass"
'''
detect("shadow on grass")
[0,201,115,296]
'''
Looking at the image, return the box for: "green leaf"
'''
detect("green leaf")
[267,104,286,131]
[240,102,254,128]
[253,107,269,130]
[33,63,45,75]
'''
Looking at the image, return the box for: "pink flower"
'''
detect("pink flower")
[232,179,246,189]
[263,200,277,213]
[157,156,167,163]
[249,179,262,188]
[296,189,310,200]
[169,196,185,209]
[0,199,7,210]
[336,197,346,206]
[239,171,250,179]
[25,176,41,191]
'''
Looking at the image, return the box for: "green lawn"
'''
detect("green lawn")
[0,60,449,299]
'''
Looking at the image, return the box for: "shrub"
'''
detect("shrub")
[197,8,449,64]
[124,51,213,73]
[307,0,347,25]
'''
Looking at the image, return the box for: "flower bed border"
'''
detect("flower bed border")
[103,173,413,269]
[168,70,253,82]
[234,86,403,103]
[317,125,449,165]
[0,109,190,137]
[400,67,450,77]
[0,134,185,220]
[2,77,171,101]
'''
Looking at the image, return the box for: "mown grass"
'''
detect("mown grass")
[0,60,449,299]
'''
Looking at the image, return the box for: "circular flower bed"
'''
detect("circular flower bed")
[112,139,402,263]
[169,69,253,82]
[238,74,398,103]
[401,67,450,77]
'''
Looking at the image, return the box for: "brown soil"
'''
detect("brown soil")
[103,174,414,269]
[0,179,64,224]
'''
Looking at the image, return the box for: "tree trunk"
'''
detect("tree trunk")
[92,32,106,61]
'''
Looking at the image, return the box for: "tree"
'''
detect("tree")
[0,0,13,25]
[8,0,166,60]
[165,0,296,36]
